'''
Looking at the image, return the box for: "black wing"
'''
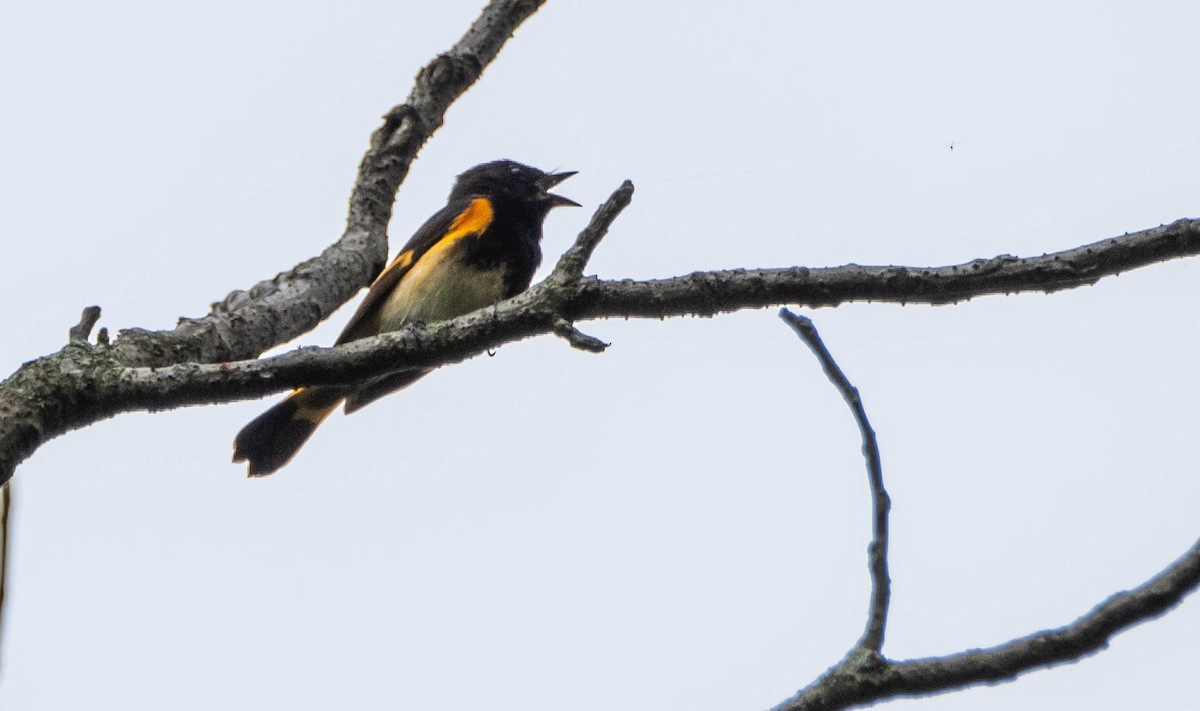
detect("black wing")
[335,196,487,344]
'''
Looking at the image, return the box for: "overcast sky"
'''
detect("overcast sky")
[2,2,1199,710]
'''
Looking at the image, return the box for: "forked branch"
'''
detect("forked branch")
[772,311,1200,711]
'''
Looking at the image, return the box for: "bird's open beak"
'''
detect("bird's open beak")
[539,170,580,207]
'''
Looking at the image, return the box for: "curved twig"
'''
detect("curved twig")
[781,309,890,653]
[769,311,1200,710]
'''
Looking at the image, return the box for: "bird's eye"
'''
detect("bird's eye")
[510,167,520,174]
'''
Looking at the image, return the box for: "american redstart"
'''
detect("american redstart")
[233,160,578,476]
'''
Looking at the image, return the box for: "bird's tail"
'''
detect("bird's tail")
[232,387,343,477]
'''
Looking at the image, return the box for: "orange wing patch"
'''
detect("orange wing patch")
[446,196,494,236]
[370,197,493,287]
[400,196,495,286]
[418,197,494,266]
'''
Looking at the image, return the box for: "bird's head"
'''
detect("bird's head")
[450,160,579,213]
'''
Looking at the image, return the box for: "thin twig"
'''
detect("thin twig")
[552,318,608,353]
[781,309,891,652]
[545,180,635,353]
[550,180,635,282]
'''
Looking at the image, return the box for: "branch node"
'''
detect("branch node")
[552,318,609,353]
[374,104,426,153]
[68,306,102,344]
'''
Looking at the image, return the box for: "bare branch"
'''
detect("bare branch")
[769,307,1200,710]
[887,538,1200,692]
[584,218,1200,319]
[0,0,551,484]
[6,3,1195,705]
[780,309,890,653]
[773,537,1200,710]
[544,180,635,353]
[3,213,1199,485]
[109,0,549,369]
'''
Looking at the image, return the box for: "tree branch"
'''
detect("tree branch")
[780,309,890,653]
[773,536,1200,710]
[768,307,1200,711]
[582,217,1200,319]
[2,213,1198,485]
[547,180,635,351]
[109,0,548,369]
[0,180,633,483]
[134,214,1200,405]
[5,2,1195,705]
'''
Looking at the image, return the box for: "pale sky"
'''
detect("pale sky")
[1,2,1198,710]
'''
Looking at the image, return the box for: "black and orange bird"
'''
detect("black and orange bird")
[233,160,579,476]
